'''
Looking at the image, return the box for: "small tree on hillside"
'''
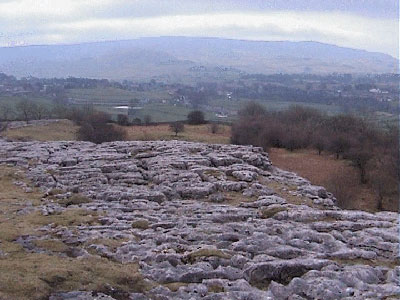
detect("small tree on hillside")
[282,129,303,152]
[313,134,326,155]
[328,135,352,159]
[32,103,49,120]
[368,150,399,211]
[16,100,35,123]
[170,122,184,137]
[187,110,205,125]
[347,147,373,184]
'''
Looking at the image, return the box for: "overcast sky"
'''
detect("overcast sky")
[0,0,398,57]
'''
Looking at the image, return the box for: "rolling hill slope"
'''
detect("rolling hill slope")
[0,37,397,80]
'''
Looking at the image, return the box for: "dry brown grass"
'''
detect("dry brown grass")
[261,179,314,207]
[124,124,231,144]
[0,166,150,300]
[259,206,288,218]
[85,238,130,252]
[131,219,150,230]
[269,148,379,212]
[34,239,70,253]
[0,166,44,242]
[57,194,92,207]
[5,121,231,145]
[219,191,257,206]
[164,282,188,292]
[5,120,78,141]
[0,254,149,300]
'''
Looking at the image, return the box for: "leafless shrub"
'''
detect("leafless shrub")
[77,112,126,144]
[16,100,36,123]
[170,122,184,136]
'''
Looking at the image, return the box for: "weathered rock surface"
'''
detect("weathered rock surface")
[0,139,398,300]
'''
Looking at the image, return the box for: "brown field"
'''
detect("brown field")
[124,123,231,144]
[4,121,231,144]
[5,120,78,141]
[269,148,380,212]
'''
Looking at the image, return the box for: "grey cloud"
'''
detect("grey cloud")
[56,0,399,20]
[0,0,398,57]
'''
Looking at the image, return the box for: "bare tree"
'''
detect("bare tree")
[16,100,35,123]
[170,122,184,137]
[313,134,326,155]
[328,135,352,159]
[347,147,373,184]
[32,103,49,120]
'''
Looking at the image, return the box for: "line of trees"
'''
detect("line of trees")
[231,102,399,211]
[0,100,52,123]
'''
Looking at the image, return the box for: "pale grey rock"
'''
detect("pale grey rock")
[49,292,117,300]
[240,195,286,208]
[232,170,258,182]
[244,259,331,285]
[0,139,397,300]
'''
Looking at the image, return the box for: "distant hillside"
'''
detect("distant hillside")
[0,37,397,80]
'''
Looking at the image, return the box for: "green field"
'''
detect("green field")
[0,96,55,120]
[100,103,224,123]
[66,87,172,104]
[2,87,393,126]
[0,96,53,108]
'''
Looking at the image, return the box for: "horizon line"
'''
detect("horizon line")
[1,35,397,59]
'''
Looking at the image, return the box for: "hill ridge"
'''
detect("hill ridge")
[0,37,397,79]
